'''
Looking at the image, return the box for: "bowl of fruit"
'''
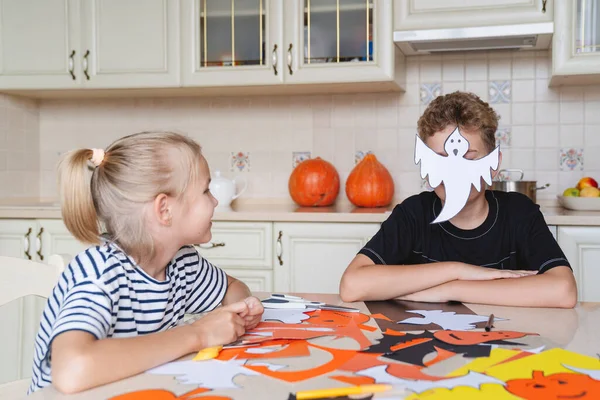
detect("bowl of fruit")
[557,177,600,211]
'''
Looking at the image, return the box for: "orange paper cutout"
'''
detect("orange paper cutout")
[389,337,432,352]
[330,375,376,386]
[217,339,311,361]
[339,352,444,381]
[305,310,374,331]
[110,388,231,400]
[423,346,459,367]
[370,313,392,322]
[505,370,600,400]
[433,330,534,346]
[383,328,406,337]
[244,345,357,383]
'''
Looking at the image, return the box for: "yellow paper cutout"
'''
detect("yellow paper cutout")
[405,384,520,400]
[447,348,521,377]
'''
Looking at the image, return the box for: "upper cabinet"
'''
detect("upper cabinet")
[551,0,600,86]
[394,0,552,30]
[283,0,399,86]
[0,0,81,89]
[80,0,180,88]
[180,0,284,87]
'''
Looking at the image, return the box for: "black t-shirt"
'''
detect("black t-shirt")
[359,190,571,273]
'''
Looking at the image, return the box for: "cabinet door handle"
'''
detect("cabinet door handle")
[272,44,278,76]
[24,228,32,260]
[36,227,44,261]
[197,242,225,249]
[83,50,90,80]
[68,50,76,80]
[287,44,293,75]
[542,0,547,13]
[276,230,283,266]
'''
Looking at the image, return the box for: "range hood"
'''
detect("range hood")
[393,22,553,55]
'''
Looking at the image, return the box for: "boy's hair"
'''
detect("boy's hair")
[58,131,203,263]
[417,91,498,153]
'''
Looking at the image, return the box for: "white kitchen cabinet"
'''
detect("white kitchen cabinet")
[0,0,81,89]
[283,0,401,87]
[273,222,380,294]
[221,269,273,291]
[394,0,552,30]
[551,0,600,86]
[80,0,180,88]
[558,226,600,302]
[181,0,283,87]
[0,219,83,263]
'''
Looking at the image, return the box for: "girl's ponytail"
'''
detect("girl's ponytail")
[58,149,101,245]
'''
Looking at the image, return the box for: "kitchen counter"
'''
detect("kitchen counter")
[1,198,600,225]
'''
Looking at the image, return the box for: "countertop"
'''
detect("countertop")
[1,198,600,225]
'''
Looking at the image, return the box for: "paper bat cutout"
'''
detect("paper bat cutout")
[415,127,500,223]
[262,308,312,324]
[363,330,529,367]
[356,365,505,394]
[398,310,507,331]
[147,359,258,389]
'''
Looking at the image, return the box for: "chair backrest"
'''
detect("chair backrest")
[0,256,62,306]
[0,256,63,385]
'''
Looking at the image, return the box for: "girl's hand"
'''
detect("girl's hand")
[191,301,247,349]
[456,262,537,281]
[241,296,264,329]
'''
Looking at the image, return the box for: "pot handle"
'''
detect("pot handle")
[232,176,247,200]
[535,183,550,191]
[498,169,525,181]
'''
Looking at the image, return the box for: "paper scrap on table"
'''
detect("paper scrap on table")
[398,310,506,331]
[262,308,312,324]
[147,359,258,389]
[356,365,505,394]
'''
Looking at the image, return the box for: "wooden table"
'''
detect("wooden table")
[27,294,600,400]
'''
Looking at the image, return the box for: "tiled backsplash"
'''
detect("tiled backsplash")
[28,50,600,203]
[0,94,39,197]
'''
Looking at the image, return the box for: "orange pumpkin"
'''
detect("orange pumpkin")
[288,157,340,206]
[505,370,600,400]
[345,154,394,207]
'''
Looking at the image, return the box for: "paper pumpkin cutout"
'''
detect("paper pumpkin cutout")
[414,127,500,223]
[110,388,231,400]
[433,330,534,346]
[505,370,600,400]
[398,310,507,331]
[306,309,376,332]
[217,339,312,361]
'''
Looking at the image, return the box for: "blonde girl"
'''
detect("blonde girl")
[29,131,263,394]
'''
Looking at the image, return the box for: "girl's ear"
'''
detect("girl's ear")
[491,150,503,180]
[153,193,172,227]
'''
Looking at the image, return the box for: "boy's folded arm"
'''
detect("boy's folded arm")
[222,274,251,305]
[400,266,577,308]
[51,325,199,394]
[339,254,464,302]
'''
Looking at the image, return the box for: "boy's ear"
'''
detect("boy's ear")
[491,150,503,180]
[153,193,173,227]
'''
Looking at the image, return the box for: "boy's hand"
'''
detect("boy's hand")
[456,263,537,281]
[191,301,247,349]
[239,296,264,329]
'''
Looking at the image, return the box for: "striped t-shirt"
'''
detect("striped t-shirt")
[28,243,227,394]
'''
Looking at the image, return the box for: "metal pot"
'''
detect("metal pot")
[491,169,550,203]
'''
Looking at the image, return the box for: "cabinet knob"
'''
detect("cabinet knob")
[83,50,90,80]
[287,44,293,75]
[272,44,278,76]
[24,228,32,260]
[276,230,283,266]
[36,227,44,261]
[542,0,547,13]
[196,242,226,249]
[68,50,76,80]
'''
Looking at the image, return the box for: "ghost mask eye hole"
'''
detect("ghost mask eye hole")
[458,139,461,143]
[450,139,454,143]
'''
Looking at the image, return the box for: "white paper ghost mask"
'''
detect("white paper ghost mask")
[414,126,500,224]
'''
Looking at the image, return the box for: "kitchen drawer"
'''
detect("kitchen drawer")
[195,222,273,269]
[222,269,273,292]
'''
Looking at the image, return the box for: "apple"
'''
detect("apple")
[579,187,600,197]
[563,188,580,197]
[576,177,598,190]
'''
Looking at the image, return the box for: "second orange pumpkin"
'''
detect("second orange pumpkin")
[346,154,394,207]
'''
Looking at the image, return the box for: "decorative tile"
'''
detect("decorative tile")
[559,148,584,171]
[420,83,442,105]
[495,127,511,147]
[292,151,311,168]
[421,178,434,192]
[355,150,372,165]
[489,81,511,104]
[230,151,250,172]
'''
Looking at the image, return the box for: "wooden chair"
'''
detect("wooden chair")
[0,256,64,399]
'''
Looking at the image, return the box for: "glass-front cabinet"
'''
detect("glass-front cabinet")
[551,0,600,85]
[181,0,284,86]
[181,0,400,88]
